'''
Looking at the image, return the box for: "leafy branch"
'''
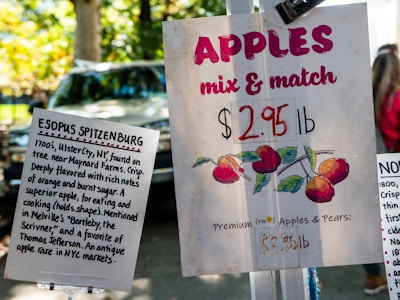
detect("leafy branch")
[277,149,334,176]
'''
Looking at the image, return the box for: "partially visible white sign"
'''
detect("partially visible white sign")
[4,108,159,292]
[163,3,382,277]
[377,153,400,299]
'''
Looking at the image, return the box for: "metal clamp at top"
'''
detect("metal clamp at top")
[275,0,326,24]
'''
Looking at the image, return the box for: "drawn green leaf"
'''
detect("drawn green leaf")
[277,147,298,164]
[304,146,317,172]
[253,173,271,194]
[275,175,304,193]
[192,157,211,167]
[236,151,261,162]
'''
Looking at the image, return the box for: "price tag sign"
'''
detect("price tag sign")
[377,153,400,298]
[254,226,302,269]
[230,98,297,143]
[163,3,382,276]
[4,109,159,291]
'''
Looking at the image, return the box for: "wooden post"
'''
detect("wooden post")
[280,269,309,300]
[250,271,277,300]
[258,1,309,299]
[225,0,254,15]
[225,2,277,300]
[225,1,309,299]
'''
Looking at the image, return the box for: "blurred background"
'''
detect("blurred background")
[0,0,397,128]
[0,1,394,299]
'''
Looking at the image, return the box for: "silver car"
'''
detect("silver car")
[4,61,174,202]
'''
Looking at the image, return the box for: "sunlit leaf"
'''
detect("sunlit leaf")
[277,146,297,164]
[253,173,271,194]
[192,157,211,167]
[275,175,304,193]
[304,146,317,172]
[236,151,261,162]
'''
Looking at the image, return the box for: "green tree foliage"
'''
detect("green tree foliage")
[101,0,227,61]
[0,0,227,95]
[0,0,75,94]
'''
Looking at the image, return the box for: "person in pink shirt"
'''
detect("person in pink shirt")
[373,44,400,153]
[361,44,400,295]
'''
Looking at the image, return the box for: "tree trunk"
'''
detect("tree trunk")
[72,0,101,62]
[140,0,151,22]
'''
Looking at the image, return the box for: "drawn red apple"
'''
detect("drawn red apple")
[305,176,335,203]
[213,155,246,184]
[318,158,349,185]
[252,145,281,174]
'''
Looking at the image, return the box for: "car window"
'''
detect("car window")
[49,65,166,108]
